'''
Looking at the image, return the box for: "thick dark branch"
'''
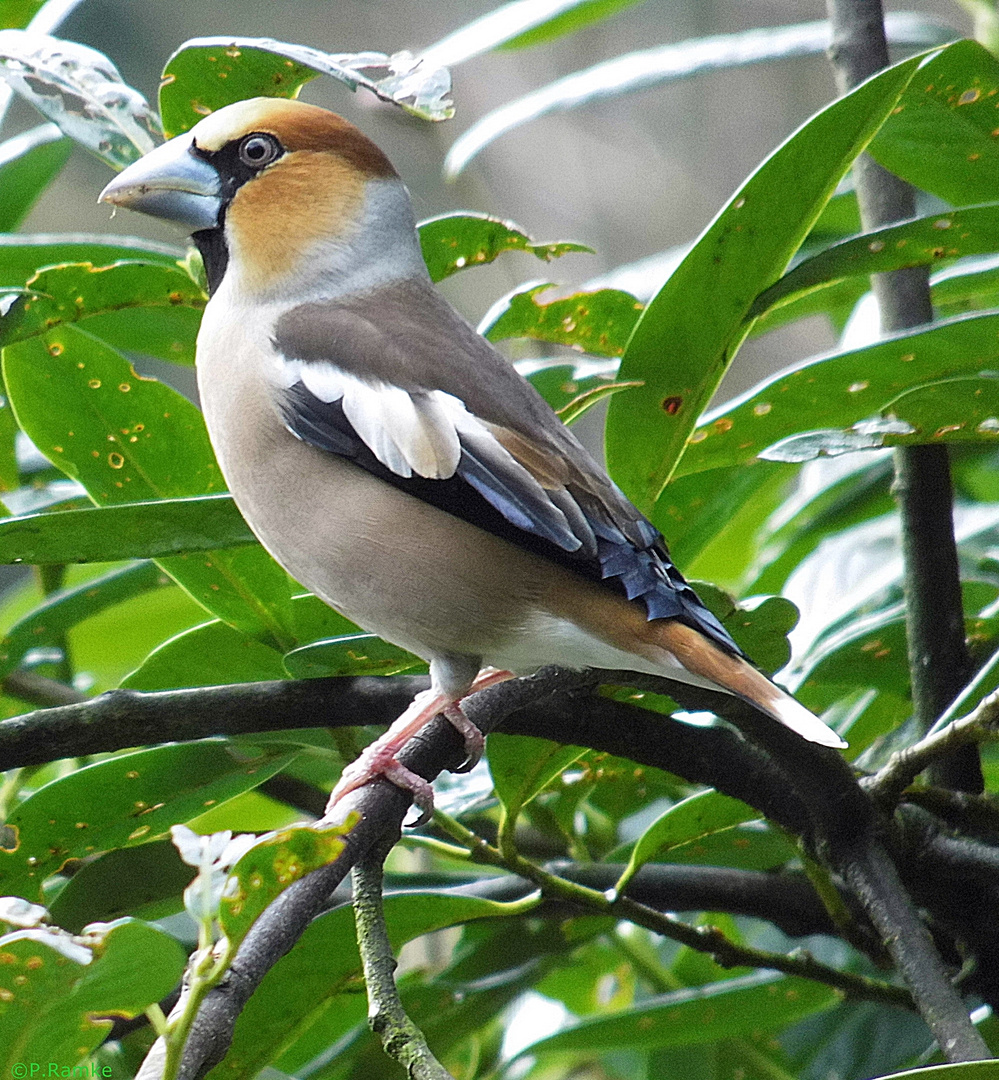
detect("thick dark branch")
[827,0,980,794]
[824,0,990,1060]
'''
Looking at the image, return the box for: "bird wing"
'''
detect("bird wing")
[270,277,736,653]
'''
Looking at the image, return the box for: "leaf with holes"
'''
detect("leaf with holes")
[160,37,451,138]
[604,51,923,512]
[870,39,999,206]
[0,918,185,1069]
[0,740,299,899]
[0,30,159,168]
[2,260,206,366]
[483,284,644,358]
[679,311,999,473]
[418,213,591,282]
[1,326,294,644]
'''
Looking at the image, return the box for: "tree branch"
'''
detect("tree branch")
[353,841,456,1079]
[826,0,981,795]
[824,0,990,1060]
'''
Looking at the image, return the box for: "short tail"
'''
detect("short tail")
[648,619,848,750]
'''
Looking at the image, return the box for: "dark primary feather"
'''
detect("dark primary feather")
[274,282,739,655]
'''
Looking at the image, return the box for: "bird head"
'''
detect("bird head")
[99,97,424,299]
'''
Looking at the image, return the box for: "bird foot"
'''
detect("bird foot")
[325,668,512,825]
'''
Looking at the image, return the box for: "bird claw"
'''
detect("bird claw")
[324,668,512,825]
[443,702,485,772]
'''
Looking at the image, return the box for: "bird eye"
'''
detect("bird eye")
[238,133,281,168]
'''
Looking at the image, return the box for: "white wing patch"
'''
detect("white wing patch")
[274,359,469,479]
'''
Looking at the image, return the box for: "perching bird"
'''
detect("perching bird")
[99,97,845,818]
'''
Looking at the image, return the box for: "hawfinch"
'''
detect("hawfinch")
[99,98,845,817]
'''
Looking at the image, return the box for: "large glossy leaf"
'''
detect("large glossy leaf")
[482,283,644,358]
[870,39,999,206]
[445,16,950,176]
[488,732,588,819]
[0,740,298,898]
[3,260,206,366]
[616,789,758,893]
[283,633,424,679]
[605,51,923,512]
[0,494,255,564]
[124,593,363,690]
[751,203,999,320]
[0,29,159,168]
[0,234,183,286]
[122,619,287,690]
[47,838,192,931]
[0,122,69,231]
[681,311,999,473]
[0,918,185,1068]
[418,212,591,283]
[1,326,295,644]
[160,37,452,138]
[518,972,837,1057]
[0,559,168,680]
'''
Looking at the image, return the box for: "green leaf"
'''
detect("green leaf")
[0,494,256,565]
[0,918,185,1068]
[616,789,759,893]
[124,592,367,689]
[870,39,999,207]
[445,17,947,176]
[525,359,620,413]
[283,633,425,679]
[751,203,999,320]
[418,212,591,283]
[0,740,298,898]
[122,619,287,690]
[681,311,999,473]
[557,378,644,425]
[0,234,184,287]
[0,30,160,168]
[0,123,70,231]
[649,461,794,576]
[517,973,837,1057]
[483,284,644,358]
[693,581,799,673]
[499,0,647,51]
[487,732,588,818]
[47,839,192,931]
[219,824,353,950]
[1,261,206,366]
[160,37,452,139]
[0,560,169,680]
[1,326,295,644]
[604,51,923,512]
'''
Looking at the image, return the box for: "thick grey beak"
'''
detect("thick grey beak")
[99,133,222,232]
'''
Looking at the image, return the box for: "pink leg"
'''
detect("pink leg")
[325,668,513,825]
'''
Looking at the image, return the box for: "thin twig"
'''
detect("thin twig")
[353,841,456,1080]
[867,690,999,808]
[432,811,914,1011]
